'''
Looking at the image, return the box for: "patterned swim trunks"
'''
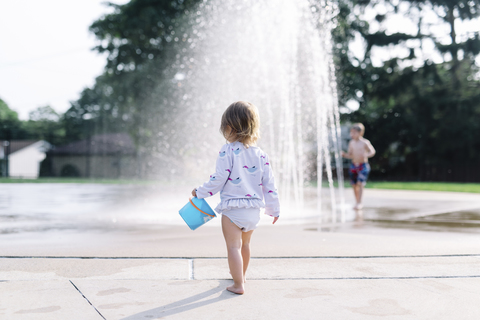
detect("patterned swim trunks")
[349,163,371,185]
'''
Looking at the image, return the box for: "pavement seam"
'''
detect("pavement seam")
[69,280,106,320]
[2,254,480,259]
[199,275,480,280]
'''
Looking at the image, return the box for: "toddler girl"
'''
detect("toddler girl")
[192,101,280,294]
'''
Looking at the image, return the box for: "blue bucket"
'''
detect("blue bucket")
[179,197,217,230]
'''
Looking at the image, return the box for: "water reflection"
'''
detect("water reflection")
[354,209,364,227]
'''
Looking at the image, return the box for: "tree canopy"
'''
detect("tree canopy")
[337,0,480,181]
[2,0,479,181]
[0,98,24,140]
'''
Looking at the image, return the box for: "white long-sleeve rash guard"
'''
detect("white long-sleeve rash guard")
[196,141,280,217]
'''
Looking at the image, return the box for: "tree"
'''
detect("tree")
[0,98,27,140]
[407,0,480,88]
[90,0,200,74]
[66,0,480,181]
[28,105,60,122]
[25,106,65,146]
[338,0,480,181]
[66,1,202,136]
[66,0,203,177]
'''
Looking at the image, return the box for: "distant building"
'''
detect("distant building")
[47,133,137,178]
[0,140,51,178]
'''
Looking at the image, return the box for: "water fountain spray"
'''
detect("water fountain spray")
[147,0,345,224]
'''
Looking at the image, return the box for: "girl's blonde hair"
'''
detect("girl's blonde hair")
[220,101,260,147]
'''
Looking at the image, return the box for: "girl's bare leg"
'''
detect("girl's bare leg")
[241,230,254,282]
[221,215,245,294]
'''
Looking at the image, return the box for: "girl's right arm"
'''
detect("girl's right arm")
[195,145,233,198]
[261,154,280,219]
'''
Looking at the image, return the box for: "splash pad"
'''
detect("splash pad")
[146,0,346,224]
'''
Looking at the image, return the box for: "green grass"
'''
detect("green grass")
[314,181,480,193]
[366,181,480,193]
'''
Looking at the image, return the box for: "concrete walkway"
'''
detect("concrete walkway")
[1,189,480,319]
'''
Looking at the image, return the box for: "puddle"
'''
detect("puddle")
[369,220,480,233]
[416,210,480,222]
[305,207,480,234]
[364,207,480,233]
[370,207,416,215]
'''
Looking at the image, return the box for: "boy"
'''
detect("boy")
[341,123,376,210]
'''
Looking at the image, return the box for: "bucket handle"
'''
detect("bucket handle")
[189,197,215,217]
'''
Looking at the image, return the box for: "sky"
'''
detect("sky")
[1,1,479,119]
[0,0,128,120]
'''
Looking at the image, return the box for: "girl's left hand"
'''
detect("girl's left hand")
[191,188,197,197]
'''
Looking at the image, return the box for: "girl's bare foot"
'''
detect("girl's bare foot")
[227,284,244,295]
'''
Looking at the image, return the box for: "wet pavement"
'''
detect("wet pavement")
[0,184,479,319]
[1,183,479,235]
[0,183,182,234]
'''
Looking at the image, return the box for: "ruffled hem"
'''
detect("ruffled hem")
[215,198,265,213]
